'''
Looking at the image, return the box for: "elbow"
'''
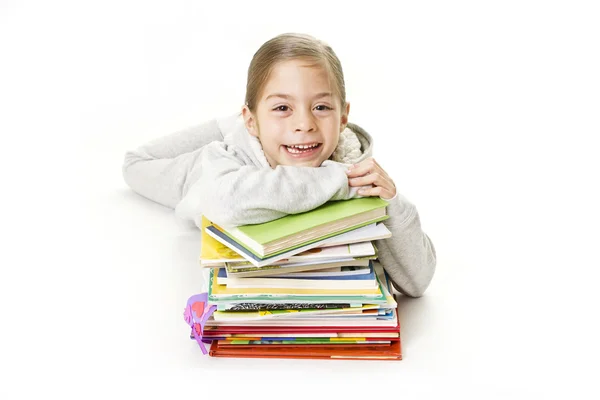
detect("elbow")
[122,150,139,171]
[394,285,428,299]
[406,234,437,297]
[122,150,141,187]
[393,280,429,298]
[413,249,437,297]
[391,251,437,298]
[394,274,433,298]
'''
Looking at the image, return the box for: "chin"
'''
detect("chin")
[290,160,318,168]
[277,152,324,168]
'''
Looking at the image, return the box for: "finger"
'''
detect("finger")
[346,158,379,178]
[349,172,395,193]
[360,162,395,190]
[349,172,379,187]
[358,186,396,199]
[357,186,383,197]
[380,191,396,200]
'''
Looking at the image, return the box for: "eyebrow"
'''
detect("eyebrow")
[265,92,333,101]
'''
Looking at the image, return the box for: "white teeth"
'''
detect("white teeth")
[288,143,319,149]
[286,143,320,154]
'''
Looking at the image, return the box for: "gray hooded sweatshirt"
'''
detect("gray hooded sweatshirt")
[122,113,436,297]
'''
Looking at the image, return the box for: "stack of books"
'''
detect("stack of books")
[185,197,402,360]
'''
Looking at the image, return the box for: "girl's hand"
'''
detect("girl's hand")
[346,157,397,200]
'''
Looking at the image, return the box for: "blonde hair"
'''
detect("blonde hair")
[244,33,346,112]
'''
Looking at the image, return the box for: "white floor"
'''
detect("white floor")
[2,1,599,398]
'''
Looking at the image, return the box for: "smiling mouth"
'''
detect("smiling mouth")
[284,143,322,154]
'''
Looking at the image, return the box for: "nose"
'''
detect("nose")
[294,109,316,133]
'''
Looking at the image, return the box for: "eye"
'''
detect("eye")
[273,105,290,112]
[314,105,333,111]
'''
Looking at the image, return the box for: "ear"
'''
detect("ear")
[242,105,259,138]
[340,102,350,132]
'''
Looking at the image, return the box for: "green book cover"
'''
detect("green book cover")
[228,197,389,246]
[222,216,388,259]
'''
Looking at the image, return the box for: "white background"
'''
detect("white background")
[1,0,599,398]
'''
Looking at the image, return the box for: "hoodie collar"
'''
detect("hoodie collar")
[330,122,373,165]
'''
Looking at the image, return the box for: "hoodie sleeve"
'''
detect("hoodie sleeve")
[375,193,437,298]
[122,119,224,208]
[174,141,362,228]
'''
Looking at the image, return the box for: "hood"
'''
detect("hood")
[330,122,373,165]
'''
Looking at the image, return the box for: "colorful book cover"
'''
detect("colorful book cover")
[211,303,383,322]
[217,302,353,311]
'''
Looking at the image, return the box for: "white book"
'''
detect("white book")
[318,223,391,247]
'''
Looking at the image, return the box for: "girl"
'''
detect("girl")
[123,33,436,297]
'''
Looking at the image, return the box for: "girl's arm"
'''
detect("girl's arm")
[174,141,361,228]
[375,194,437,298]
[122,119,224,208]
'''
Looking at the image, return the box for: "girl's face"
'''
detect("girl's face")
[242,59,350,168]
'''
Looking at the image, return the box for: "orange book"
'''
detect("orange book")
[208,340,401,360]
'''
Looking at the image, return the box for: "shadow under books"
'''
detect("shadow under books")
[394,292,434,347]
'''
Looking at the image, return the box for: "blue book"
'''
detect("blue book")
[216,263,379,290]
[219,265,375,281]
